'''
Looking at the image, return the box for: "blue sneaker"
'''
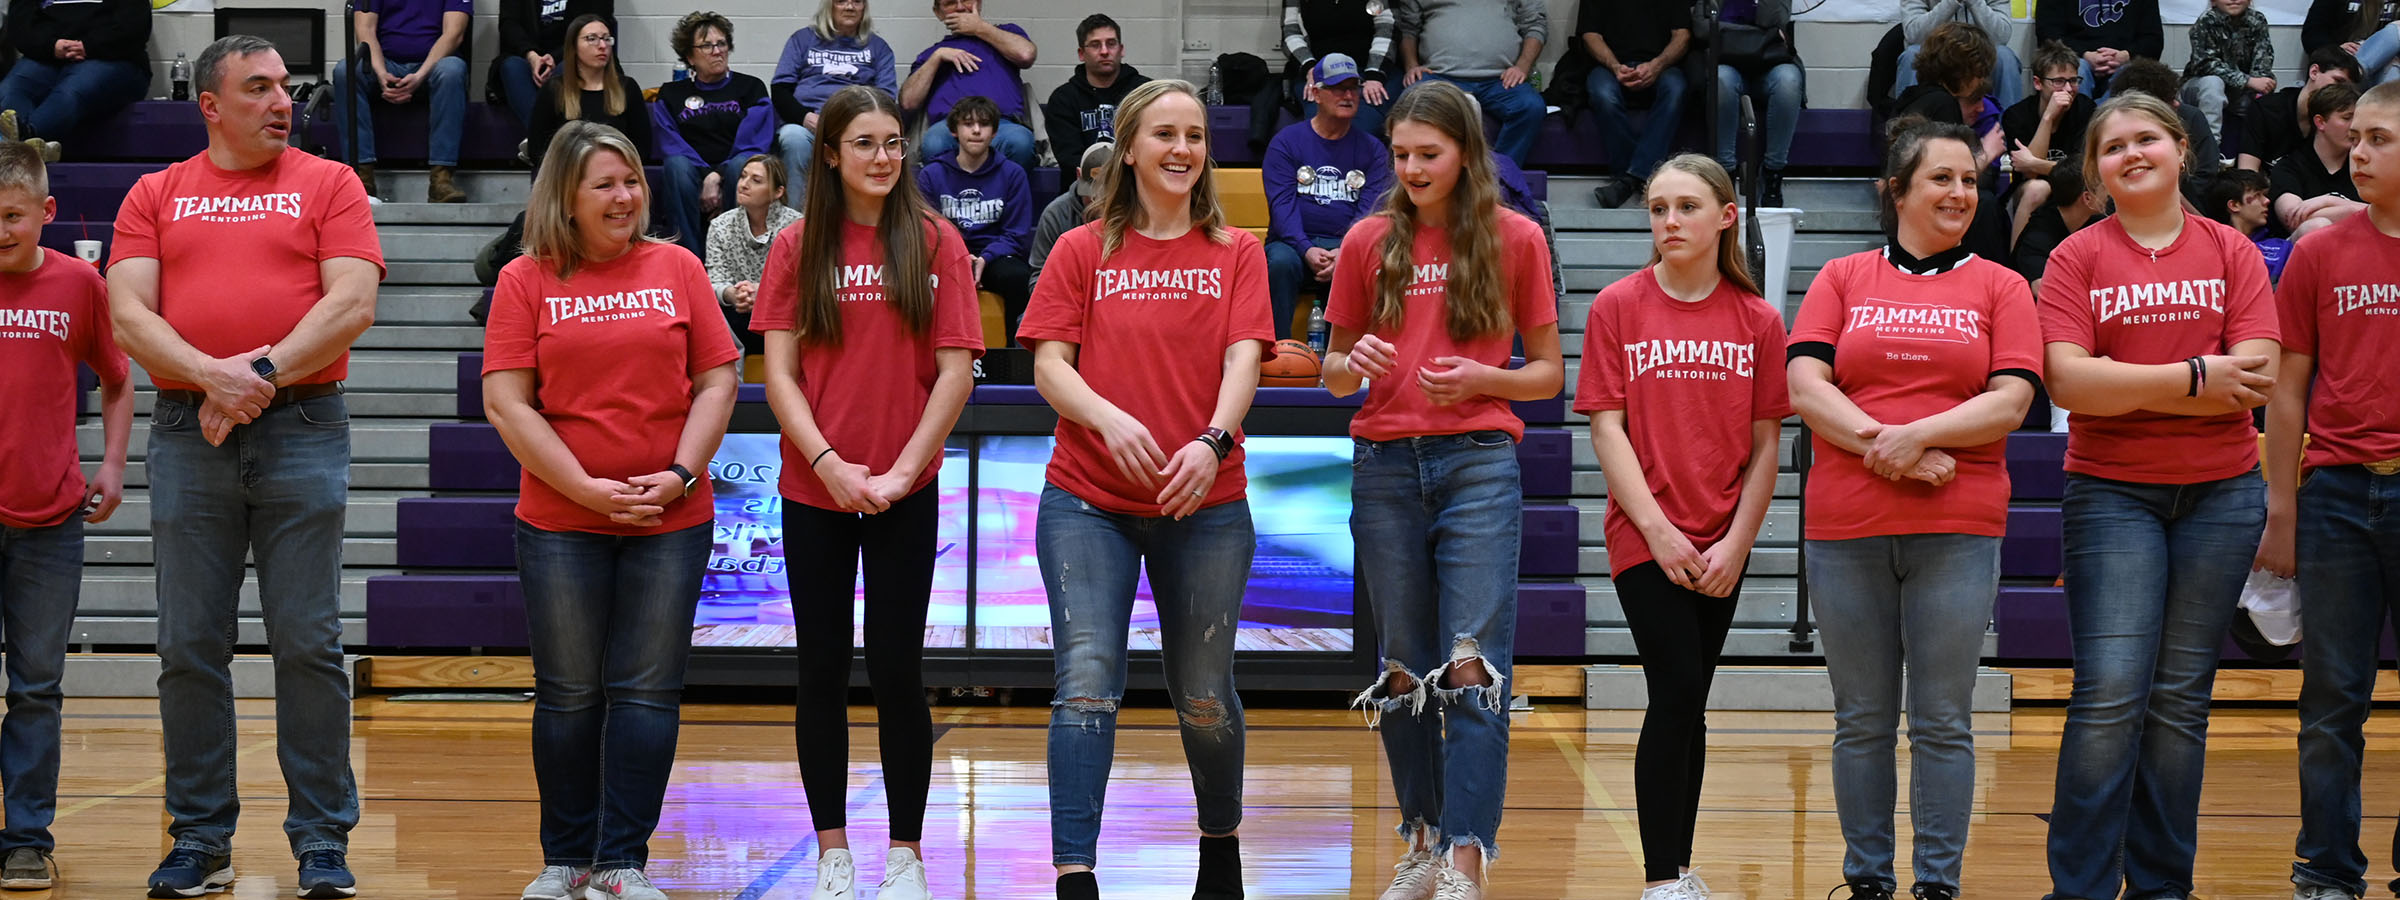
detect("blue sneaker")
[297,849,357,899]
[146,848,233,898]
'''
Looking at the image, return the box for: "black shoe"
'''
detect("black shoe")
[1593,175,1637,209]
[1910,885,1957,900]
[1763,169,1787,208]
[1829,882,1894,900]
[297,849,356,899]
[146,848,233,898]
[0,848,53,890]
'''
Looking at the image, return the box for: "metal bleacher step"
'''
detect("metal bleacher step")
[355,325,487,351]
[86,535,397,567]
[373,201,522,226]
[377,227,508,260]
[78,570,374,613]
[60,654,353,699]
[377,286,485,325]
[385,260,487,285]
[373,169,532,204]
[68,616,366,648]
[1550,174,1879,212]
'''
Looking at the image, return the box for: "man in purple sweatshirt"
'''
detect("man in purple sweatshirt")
[918,96,1034,337]
[902,0,1039,172]
[1263,54,1393,340]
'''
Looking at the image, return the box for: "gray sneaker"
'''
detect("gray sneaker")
[0,848,53,891]
[521,865,590,900]
[588,868,668,900]
[2292,885,2358,900]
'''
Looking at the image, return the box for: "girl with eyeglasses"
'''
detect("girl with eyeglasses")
[527,15,651,175]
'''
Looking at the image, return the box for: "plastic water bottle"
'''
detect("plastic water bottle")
[672,60,690,82]
[171,53,191,101]
[1306,303,1328,357]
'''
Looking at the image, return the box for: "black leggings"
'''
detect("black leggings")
[784,486,939,840]
[1615,561,1740,882]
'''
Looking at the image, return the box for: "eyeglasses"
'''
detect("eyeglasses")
[580,34,615,46]
[845,136,910,159]
[692,40,730,52]
[1082,38,1121,51]
[2039,75,2084,88]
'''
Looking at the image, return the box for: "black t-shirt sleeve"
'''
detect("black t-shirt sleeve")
[2013,209,2066,282]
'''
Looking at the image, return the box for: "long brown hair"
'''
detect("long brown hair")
[1369,81,1509,341]
[789,85,937,344]
[554,15,627,120]
[523,121,662,279]
[1644,154,1761,297]
[1090,79,1231,256]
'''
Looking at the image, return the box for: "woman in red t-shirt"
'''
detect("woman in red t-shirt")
[1786,116,2041,900]
[1015,79,1274,900]
[2036,93,2280,900]
[1574,154,1788,899]
[481,120,742,900]
[748,86,982,900]
[1320,81,1561,900]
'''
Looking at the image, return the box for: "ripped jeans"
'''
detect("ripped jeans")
[1037,484,1254,868]
[1350,432,1521,861]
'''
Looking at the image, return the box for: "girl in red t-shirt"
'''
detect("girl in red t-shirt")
[1574,154,1789,899]
[1321,81,1561,900]
[481,120,742,900]
[2036,93,2280,900]
[1015,79,1275,900]
[1787,116,2041,900]
[747,86,983,900]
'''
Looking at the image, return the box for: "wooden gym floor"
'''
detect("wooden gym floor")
[35,697,2397,898]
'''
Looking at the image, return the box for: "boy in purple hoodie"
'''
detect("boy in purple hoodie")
[918,95,1034,336]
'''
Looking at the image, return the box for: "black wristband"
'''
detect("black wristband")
[811,446,837,469]
[2187,357,2203,398]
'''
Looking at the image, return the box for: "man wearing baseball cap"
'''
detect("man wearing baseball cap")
[1262,52,1394,341]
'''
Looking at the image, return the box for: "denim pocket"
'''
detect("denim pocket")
[295,395,350,428]
[1352,438,1376,468]
[149,401,192,431]
[1466,430,1513,449]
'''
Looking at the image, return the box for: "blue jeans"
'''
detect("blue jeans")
[1586,65,1689,182]
[0,517,81,853]
[2045,470,2265,900]
[1895,43,2026,104]
[1264,235,1341,342]
[497,53,540,126]
[516,518,712,870]
[1715,63,1803,172]
[1038,485,1252,867]
[1805,533,2002,892]
[918,116,1038,173]
[1351,432,1520,858]
[1422,74,1545,165]
[774,122,816,210]
[1295,74,1391,140]
[149,393,357,856]
[2359,22,2400,85]
[659,155,744,255]
[331,55,468,166]
[2291,466,2400,896]
[0,57,149,140]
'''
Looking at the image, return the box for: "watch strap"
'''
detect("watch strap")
[667,463,698,493]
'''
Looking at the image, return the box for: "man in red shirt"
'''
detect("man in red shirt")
[2261,80,2400,900]
[104,35,383,900]
[0,140,132,892]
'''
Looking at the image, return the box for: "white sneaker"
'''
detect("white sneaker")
[1377,848,1439,900]
[2293,885,2359,900]
[521,866,590,900]
[1678,869,1713,898]
[809,849,855,900]
[586,868,667,900]
[877,848,930,900]
[1431,862,1481,900]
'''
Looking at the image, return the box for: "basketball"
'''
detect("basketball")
[1259,339,1321,387]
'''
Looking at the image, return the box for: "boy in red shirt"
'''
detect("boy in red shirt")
[0,140,132,890]
[2258,80,2400,900]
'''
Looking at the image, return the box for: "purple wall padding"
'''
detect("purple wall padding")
[2002,507,2063,579]
[1515,582,1586,657]
[395,496,518,568]
[1517,428,1572,497]
[2008,431,2068,501]
[365,574,528,647]
[1520,504,1576,576]
[427,423,520,491]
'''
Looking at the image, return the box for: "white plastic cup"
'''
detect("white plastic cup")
[72,240,102,268]
[1750,207,1800,316]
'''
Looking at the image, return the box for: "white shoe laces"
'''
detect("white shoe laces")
[880,849,925,890]
[1432,863,1480,900]
[1381,849,1438,900]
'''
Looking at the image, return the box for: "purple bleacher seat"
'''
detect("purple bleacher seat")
[2007,431,2068,501]
[46,163,155,220]
[427,422,519,491]
[1520,503,1576,575]
[395,496,518,567]
[37,224,112,258]
[455,352,483,419]
[1516,428,1572,497]
[365,574,529,647]
[1994,585,2068,658]
[67,102,207,162]
[2002,507,2063,579]
[1515,582,1586,656]
[305,101,531,165]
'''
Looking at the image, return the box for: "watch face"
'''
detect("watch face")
[250,357,276,378]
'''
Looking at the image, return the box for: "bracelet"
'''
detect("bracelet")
[2186,357,2202,398]
[811,446,837,469]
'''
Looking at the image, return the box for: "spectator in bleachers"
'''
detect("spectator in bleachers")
[653,11,776,256]
[2004,42,2097,246]
[2303,0,2400,82]
[1264,53,1392,341]
[1893,0,2024,112]
[917,95,1032,338]
[2012,154,2103,295]
[2183,0,2275,148]
[2200,167,2291,281]
[771,0,896,212]
[706,154,797,357]
[2034,0,2163,97]
[332,0,472,203]
[0,0,148,157]
[1894,23,2006,170]
[1042,15,1147,187]
[1713,0,1803,207]
[527,15,651,177]
[1577,0,1691,208]
[2272,81,2365,239]
[1029,140,1106,288]
[493,0,611,132]
[1282,0,1395,138]
[2109,58,2222,186]
[2240,45,2361,170]
[902,0,1037,173]
[1394,0,1547,166]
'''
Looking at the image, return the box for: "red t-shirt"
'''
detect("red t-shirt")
[1325,208,1557,442]
[482,242,744,534]
[2276,212,2400,470]
[1574,268,1791,576]
[1017,222,1276,515]
[0,249,130,529]
[110,150,384,391]
[749,216,984,511]
[1790,250,2044,541]
[2038,213,2281,483]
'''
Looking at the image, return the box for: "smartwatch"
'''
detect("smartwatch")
[1198,427,1233,461]
[667,464,699,495]
[250,355,278,383]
